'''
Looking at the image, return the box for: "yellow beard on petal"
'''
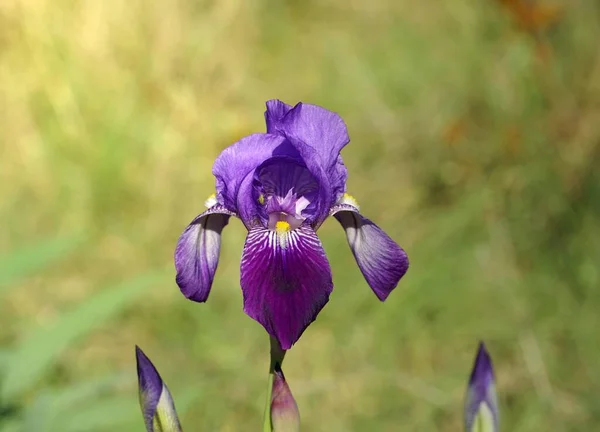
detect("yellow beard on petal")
[204,193,217,208]
[340,192,360,209]
[275,220,291,233]
[275,221,291,249]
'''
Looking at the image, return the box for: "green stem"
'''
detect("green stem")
[262,337,286,432]
[262,369,275,432]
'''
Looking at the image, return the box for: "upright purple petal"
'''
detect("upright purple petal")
[465,342,499,432]
[331,202,408,301]
[213,133,294,212]
[256,157,320,201]
[254,156,320,223]
[265,101,349,170]
[174,205,234,302]
[240,225,333,349]
[265,100,293,132]
[274,141,333,228]
[264,100,350,204]
[136,346,182,432]
[236,150,333,229]
[329,155,348,202]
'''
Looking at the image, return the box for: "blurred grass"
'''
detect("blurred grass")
[1,0,599,430]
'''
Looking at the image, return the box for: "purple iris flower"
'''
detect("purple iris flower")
[175,100,409,349]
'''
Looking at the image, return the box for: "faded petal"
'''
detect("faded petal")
[240,225,333,349]
[174,205,234,302]
[271,364,300,432]
[136,346,182,432]
[331,203,408,301]
[465,342,499,432]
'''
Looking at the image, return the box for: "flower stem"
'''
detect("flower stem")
[262,337,286,432]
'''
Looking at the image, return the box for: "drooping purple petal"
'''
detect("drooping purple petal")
[331,203,408,301]
[240,225,333,349]
[174,205,234,302]
[212,133,294,212]
[136,346,182,432]
[465,342,499,432]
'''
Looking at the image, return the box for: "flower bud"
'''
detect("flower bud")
[270,364,300,432]
[465,342,499,432]
[136,346,183,432]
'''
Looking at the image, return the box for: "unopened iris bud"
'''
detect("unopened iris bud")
[136,346,183,432]
[465,342,499,432]
[270,364,300,432]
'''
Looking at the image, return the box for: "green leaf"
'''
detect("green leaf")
[0,235,82,294]
[0,270,170,400]
[262,371,274,432]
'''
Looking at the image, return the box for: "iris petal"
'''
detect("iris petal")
[240,225,333,349]
[265,99,293,132]
[264,100,350,220]
[265,100,350,172]
[174,205,234,302]
[256,157,319,201]
[331,204,408,301]
[213,133,293,212]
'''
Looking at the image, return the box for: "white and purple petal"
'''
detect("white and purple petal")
[240,225,333,350]
[174,205,234,302]
[331,203,408,301]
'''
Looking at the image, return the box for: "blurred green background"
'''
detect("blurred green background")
[1,0,599,430]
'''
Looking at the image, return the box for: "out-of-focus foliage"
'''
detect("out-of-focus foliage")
[1,0,599,430]
[0,239,171,431]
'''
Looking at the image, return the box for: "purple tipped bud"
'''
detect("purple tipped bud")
[465,342,499,432]
[136,346,183,432]
[270,364,300,432]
